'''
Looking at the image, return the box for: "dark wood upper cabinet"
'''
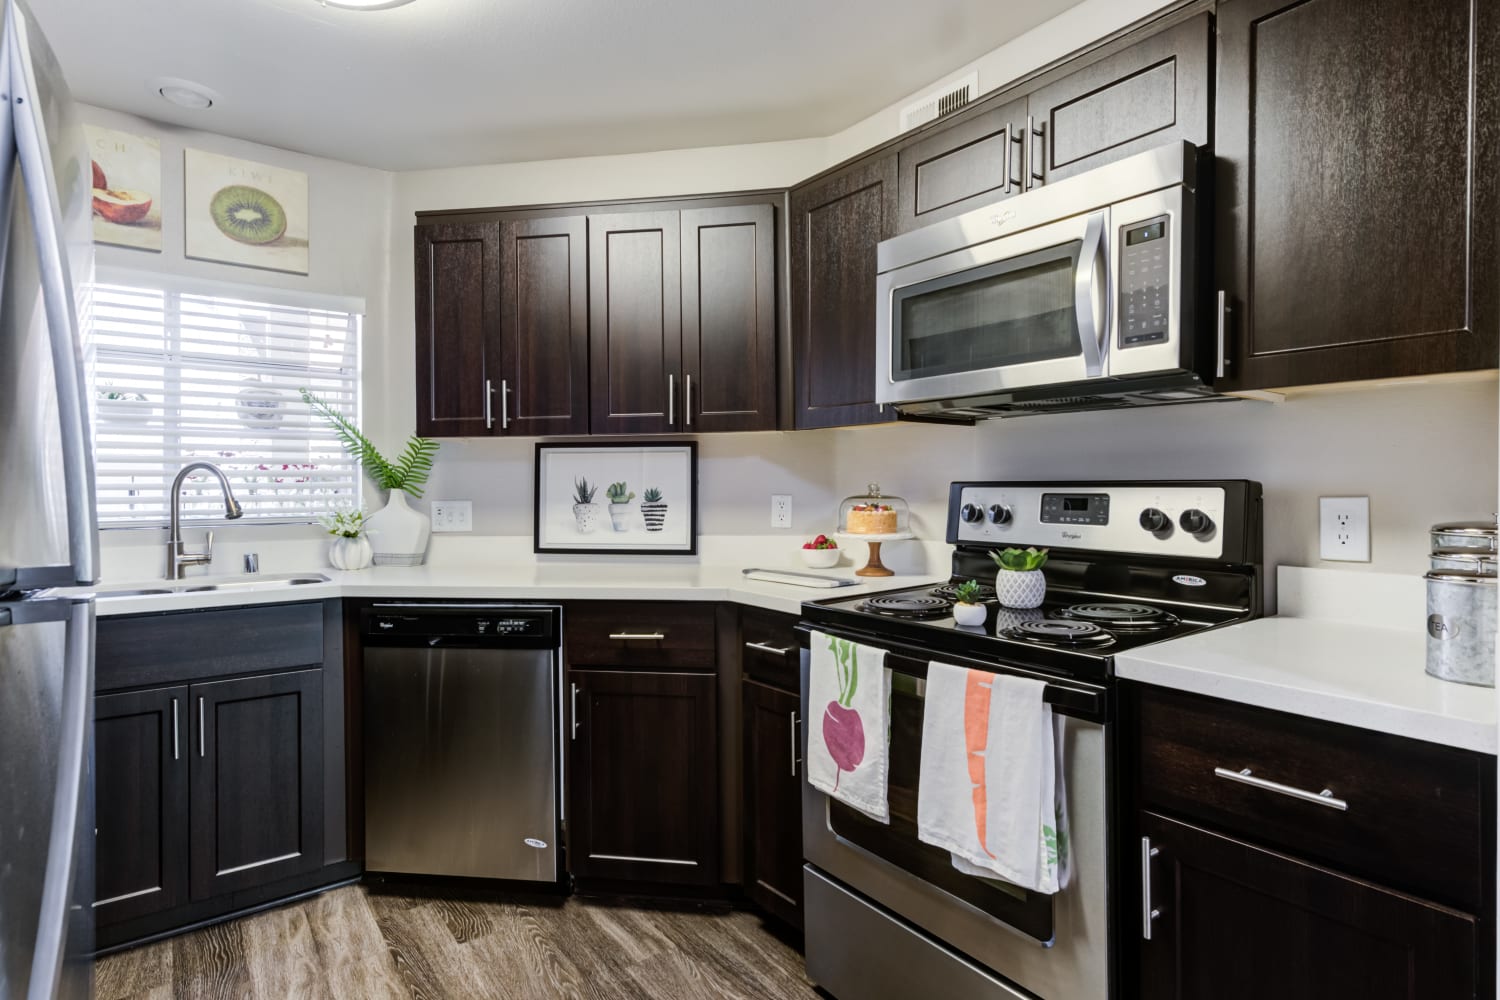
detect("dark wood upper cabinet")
[588,211,683,435]
[681,204,778,432]
[1140,811,1477,1000]
[790,154,899,430]
[93,686,190,927]
[414,222,502,437]
[1216,0,1499,389]
[894,99,1028,235]
[500,216,589,436]
[1026,11,1211,187]
[189,670,324,900]
[742,678,803,929]
[566,668,719,886]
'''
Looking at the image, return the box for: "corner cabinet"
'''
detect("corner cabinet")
[1215,0,1500,389]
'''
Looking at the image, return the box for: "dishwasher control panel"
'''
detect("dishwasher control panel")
[362,605,558,645]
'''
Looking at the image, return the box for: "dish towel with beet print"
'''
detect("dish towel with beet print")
[915,662,1070,894]
[806,631,891,823]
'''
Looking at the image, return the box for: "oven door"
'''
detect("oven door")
[800,629,1112,1000]
[875,208,1110,407]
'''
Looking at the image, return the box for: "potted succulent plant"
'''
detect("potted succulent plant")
[572,477,601,534]
[640,487,668,532]
[318,506,372,571]
[989,546,1050,609]
[800,533,840,568]
[951,579,988,626]
[605,481,635,532]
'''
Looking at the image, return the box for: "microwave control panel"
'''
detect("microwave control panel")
[1118,215,1170,349]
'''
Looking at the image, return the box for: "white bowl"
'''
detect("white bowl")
[800,547,840,568]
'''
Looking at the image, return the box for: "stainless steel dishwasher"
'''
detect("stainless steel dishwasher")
[362,603,561,883]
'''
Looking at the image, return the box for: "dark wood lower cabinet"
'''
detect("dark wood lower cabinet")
[93,686,190,926]
[1140,812,1477,1000]
[566,669,718,886]
[742,679,803,929]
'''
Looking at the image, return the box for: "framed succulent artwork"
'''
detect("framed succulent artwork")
[184,148,309,274]
[534,442,697,555]
[84,125,162,251]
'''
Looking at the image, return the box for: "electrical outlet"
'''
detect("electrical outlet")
[1319,496,1370,562]
[771,494,793,529]
[430,500,473,533]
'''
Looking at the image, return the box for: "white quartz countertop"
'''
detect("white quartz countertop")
[1116,615,1497,755]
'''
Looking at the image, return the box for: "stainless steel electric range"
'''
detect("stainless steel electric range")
[798,480,1263,1000]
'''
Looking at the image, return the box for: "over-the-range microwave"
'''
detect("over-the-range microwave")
[875,141,1227,420]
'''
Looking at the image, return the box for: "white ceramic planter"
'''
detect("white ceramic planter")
[573,502,601,534]
[952,602,987,626]
[608,501,633,532]
[366,489,431,566]
[328,535,373,571]
[996,568,1047,609]
[641,501,668,532]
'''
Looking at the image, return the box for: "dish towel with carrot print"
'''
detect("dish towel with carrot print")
[806,631,891,823]
[915,662,1070,894]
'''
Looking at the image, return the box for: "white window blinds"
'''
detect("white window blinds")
[91,276,362,527]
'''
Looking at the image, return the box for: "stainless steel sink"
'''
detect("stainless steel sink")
[180,575,329,593]
[94,573,331,600]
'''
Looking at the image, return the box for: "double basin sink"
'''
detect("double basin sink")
[95,572,331,600]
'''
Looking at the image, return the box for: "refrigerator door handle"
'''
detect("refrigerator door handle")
[8,17,99,586]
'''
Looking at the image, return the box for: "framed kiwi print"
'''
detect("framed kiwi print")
[534,442,697,555]
[84,125,162,251]
[184,148,309,274]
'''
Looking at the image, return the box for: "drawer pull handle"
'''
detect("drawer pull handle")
[609,632,666,641]
[1141,837,1160,940]
[744,641,794,656]
[1213,767,1348,811]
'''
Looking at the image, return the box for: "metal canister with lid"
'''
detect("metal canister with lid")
[1424,569,1497,687]
[1430,520,1498,553]
[1431,548,1500,574]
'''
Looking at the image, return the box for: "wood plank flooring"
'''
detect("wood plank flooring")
[93,885,819,1000]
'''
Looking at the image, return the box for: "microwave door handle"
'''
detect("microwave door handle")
[1074,211,1109,378]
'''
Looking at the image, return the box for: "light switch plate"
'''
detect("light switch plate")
[430,499,473,533]
[1319,496,1370,562]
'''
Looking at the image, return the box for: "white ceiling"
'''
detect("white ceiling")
[31,0,1083,172]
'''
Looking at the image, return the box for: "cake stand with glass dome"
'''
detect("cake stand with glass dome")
[835,483,913,577]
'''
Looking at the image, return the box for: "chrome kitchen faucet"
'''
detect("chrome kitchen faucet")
[166,462,244,579]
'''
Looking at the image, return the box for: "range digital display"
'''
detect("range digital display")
[1041,493,1110,526]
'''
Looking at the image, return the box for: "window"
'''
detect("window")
[91,273,362,527]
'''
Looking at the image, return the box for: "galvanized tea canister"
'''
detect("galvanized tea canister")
[1424,569,1497,687]
[1430,520,1498,553]
[1431,548,1500,574]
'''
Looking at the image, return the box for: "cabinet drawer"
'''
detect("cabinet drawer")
[739,608,800,691]
[564,602,716,669]
[1135,685,1489,911]
[97,602,325,691]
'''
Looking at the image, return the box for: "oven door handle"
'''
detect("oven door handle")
[1074,209,1109,378]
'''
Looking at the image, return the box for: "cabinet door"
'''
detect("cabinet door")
[894,99,1028,234]
[1024,12,1211,187]
[790,155,898,430]
[742,679,802,929]
[1216,0,1498,389]
[500,216,589,436]
[414,222,503,437]
[189,671,323,900]
[1140,812,1476,1000]
[588,211,682,435]
[567,669,718,885]
[681,204,777,432]
[93,686,189,926]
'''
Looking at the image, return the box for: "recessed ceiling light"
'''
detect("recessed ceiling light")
[317,0,416,9]
[148,76,218,110]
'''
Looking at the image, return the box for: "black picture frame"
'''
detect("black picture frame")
[533,441,698,555]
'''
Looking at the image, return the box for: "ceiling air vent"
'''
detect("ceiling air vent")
[899,72,979,133]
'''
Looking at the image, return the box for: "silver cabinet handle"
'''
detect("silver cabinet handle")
[570,683,580,741]
[500,379,510,430]
[171,697,180,762]
[667,373,675,426]
[790,711,801,778]
[609,632,666,640]
[1141,837,1161,940]
[1216,290,1231,378]
[744,641,794,656]
[1213,767,1347,811]
[484,378,494,429]
[1004,123,1021,194]
[1027,115,1046,189]
[685,374,693,427]
[198,697,205,758]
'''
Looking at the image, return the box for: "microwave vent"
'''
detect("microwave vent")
[900,72,979,132]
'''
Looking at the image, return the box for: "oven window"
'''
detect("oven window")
[827,670,1055,943]
[892,243,1081,382]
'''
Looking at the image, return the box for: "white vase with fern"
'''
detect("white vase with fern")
[303,390,440,567]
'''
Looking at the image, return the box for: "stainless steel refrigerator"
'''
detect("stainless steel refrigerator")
[0,0,99,997]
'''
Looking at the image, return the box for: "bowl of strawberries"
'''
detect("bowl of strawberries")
[800,534,840,568]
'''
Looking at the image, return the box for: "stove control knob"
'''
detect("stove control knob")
[1139,508,1171,534]
[1179,508,1214,536]
[960,503,984,524]
[987,504,1013,525]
